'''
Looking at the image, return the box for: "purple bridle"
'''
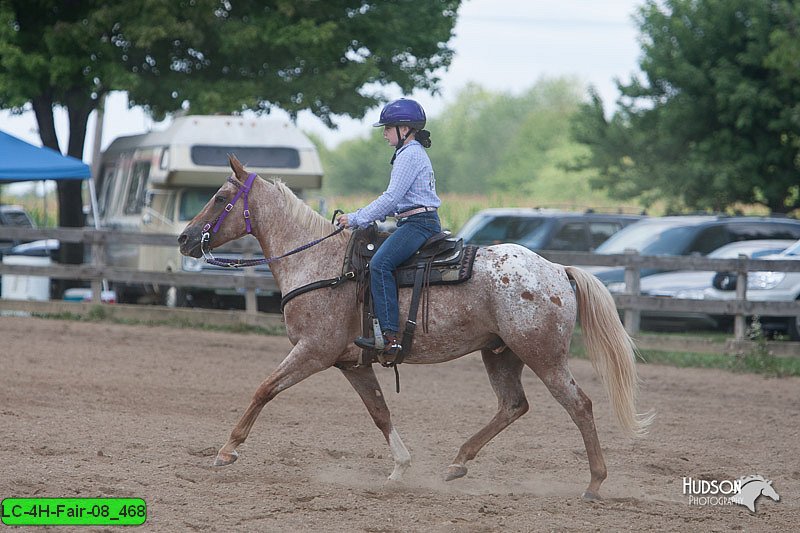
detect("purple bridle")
[203,172,257,237]
[199,172,343,268]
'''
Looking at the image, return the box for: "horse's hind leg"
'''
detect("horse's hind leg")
[445,348,528,481]
[339,365,411,481]
[213,343,332,466]
[526,356,607,500]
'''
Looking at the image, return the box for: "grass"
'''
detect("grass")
[569,328,800,378]
[637,349,800,377]
[4,188,60,227]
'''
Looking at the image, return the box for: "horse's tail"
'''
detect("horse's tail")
[565,266,654,437]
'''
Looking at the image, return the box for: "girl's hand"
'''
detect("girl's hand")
[337,214,350,228]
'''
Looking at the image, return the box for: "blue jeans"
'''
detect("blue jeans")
[371,211,441,334]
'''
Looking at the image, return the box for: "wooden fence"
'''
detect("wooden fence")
[1,226,798,356]
[0,226,276,306]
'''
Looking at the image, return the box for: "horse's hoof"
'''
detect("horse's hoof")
[212,450,239,466]
[582,490,602,501]
[387,471,403,482]
[445,464,467,481]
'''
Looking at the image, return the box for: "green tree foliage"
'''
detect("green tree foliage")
[483,78,587,195]
[325,77,592,198]
[427,83,519,194]
[0,0,461,253]
[321,129,390,194]
[572,0,800,214]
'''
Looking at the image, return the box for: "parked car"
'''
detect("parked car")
[704,238,800,339]
[1,238,57,301]
[456,208,645,252]
[0,204,35,257]
[607,239,796,331]
[4,238,59,258]
[587,216,800,286]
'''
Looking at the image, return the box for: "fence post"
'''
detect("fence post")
[623,248,641,335]
[88,230,105,303]
[243,243,257,315]
[733,253,749,341]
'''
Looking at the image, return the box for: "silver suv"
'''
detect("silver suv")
[456,208,645,252]
[705,238,800,340]
[590,215,800,286]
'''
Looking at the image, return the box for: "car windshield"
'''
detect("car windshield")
[462,215,548,245]
[595,220,700,255]
[708,242,790,259]
[0,209,34,227]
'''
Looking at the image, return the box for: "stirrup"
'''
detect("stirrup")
[376,339,402,367]
[354,335,401,354]
[382,341,402,357]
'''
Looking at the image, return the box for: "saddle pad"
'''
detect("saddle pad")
[396,244,479,287]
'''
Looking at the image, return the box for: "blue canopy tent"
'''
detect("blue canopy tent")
[0,130,91,182]
[0,129,107,297]
[0,128,99,228]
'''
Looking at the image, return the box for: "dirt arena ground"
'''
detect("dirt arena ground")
[1,316,798,532]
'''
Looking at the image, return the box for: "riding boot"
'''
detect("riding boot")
[354,331,402,356]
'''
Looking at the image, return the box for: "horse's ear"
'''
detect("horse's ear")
[228,153,248,182]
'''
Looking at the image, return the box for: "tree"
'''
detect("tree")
[320,128,389,195]
[484,78,586,195]
[572,0,800,214]
[428,83,523,194]
[0,0,461,267]
[325,78,595,199]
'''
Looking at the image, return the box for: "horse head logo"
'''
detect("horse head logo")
[732,475,780,513]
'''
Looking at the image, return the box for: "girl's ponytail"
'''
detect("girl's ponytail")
[415,129,432,148]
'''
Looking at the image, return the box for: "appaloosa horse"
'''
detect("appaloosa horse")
[178,156,653,500]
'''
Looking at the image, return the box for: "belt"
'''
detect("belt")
[395,206,437,218]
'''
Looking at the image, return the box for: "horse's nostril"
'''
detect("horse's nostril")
[178,233,187,245]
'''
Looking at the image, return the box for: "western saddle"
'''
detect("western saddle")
[343,224,479,367]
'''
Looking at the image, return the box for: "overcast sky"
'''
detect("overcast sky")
[0,0,644,160]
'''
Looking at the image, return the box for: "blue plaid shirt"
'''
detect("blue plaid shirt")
[346,141,441,228]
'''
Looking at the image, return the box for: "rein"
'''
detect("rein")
[200,173,343,268]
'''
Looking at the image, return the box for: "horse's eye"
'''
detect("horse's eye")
[215,195,226,204]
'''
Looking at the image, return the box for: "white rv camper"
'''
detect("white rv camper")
[95,115,323,307]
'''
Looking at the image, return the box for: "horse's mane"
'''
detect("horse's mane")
[270,179,343,239]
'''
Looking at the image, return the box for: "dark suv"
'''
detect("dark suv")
[0,205,35,257]
[589,215,800,285]
[456,208,645,252]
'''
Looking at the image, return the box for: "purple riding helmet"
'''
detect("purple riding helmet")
[373,98,427,151]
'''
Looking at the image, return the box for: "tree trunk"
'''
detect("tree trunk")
[32,94,59,151]
[32,93,96,296]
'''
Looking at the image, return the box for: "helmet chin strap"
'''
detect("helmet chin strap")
[390,126,413,164]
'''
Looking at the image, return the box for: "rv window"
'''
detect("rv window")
[144,190,176,223]
[124,161,150,215]
[190,146,300,168]
[98,164,116,216]
[159,148,170,170]
[179,188,218,221]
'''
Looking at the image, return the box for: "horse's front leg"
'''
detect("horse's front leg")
[213,342,333,466]
[339,364,411,481]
